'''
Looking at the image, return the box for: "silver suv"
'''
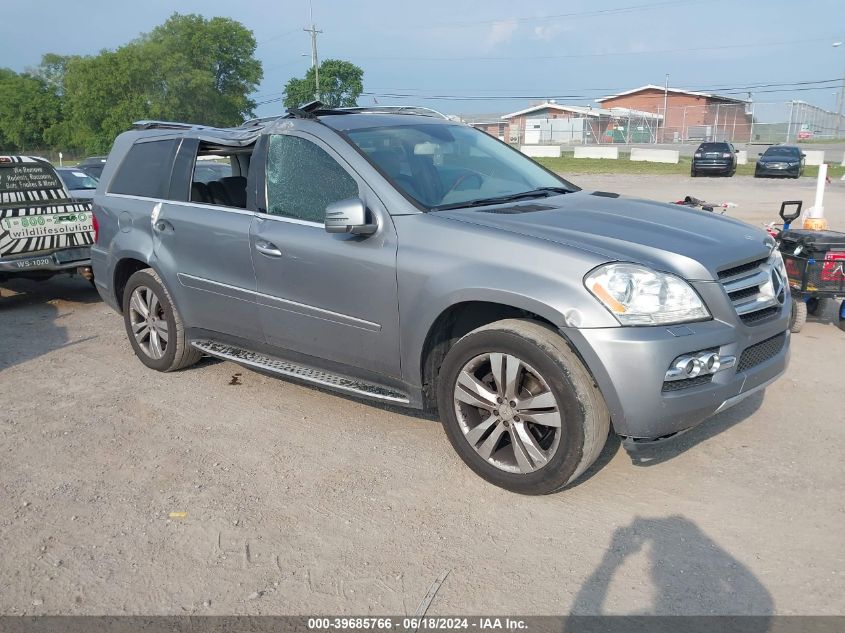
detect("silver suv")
[91,105,790,494]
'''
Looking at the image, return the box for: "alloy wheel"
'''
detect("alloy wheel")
[453,352,562,474]
[128,285,169,360]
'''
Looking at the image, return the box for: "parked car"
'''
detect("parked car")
[0,155,95,283]
[690,142,737,177]
[755,146,805,178]
[78,156,108,179]
[91,106,791,494]
[56,167,99,201]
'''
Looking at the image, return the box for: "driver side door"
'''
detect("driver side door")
[250,132,402,380]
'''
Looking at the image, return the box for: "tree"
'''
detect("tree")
[55,13,263,153]
[146,13,263,126]
[0,69,62,151]
[283,59,363,109]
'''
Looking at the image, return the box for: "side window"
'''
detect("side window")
[109,139,179,198]
[266,134,358,222]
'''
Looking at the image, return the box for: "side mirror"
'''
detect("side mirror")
[758,152,763,156]
[324,197,377,235]
[801,153,806,158]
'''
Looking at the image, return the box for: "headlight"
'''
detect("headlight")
[787,161,799,167]
[584,263,710,325]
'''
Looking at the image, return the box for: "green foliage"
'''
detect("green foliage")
[0,68,62,151]
[2,13,263,155]
[284,59,363,109]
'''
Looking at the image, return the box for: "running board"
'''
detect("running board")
[190,339,410,404]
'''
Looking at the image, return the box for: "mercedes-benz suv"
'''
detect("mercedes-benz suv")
[90,104,790,494]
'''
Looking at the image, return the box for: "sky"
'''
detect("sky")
[2,0,844,119]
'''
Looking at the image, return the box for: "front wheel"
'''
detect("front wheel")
[436,319,610,495]
[122,268,202,372]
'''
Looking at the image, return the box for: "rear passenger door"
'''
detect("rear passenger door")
[250,132,402,380]
[149,138,261,341]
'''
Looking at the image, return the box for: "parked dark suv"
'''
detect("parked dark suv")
[90,105,790,494]
[691,142,737,177]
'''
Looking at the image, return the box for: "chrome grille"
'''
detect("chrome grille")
[718,256,785,325]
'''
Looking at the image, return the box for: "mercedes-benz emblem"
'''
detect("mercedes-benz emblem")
[771,268,785,305]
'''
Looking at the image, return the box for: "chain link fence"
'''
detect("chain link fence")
[485,101,845,147]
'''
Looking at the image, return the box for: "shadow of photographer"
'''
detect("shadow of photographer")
[570,515,773,630]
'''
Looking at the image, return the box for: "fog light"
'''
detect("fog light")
[664,350,733,382]
[684,358,702,377]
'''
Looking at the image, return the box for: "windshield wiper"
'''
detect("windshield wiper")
[432,187,572,211]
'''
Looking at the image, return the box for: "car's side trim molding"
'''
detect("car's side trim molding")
[176,272,381,332]
[104,193,256,217]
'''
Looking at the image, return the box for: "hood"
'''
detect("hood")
[435,191,774,281]
[757,154,798,163]
[68,189,95,201]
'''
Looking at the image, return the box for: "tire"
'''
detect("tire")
[122,268,202,372]
[790,299,807,333]
[838,301,845,333]
[805,297,833,316]
[690,169,697,177]
[436,318,610,495]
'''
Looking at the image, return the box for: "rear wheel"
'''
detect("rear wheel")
[436,319,610,495]
[805,297,833,316]
[790,299,807,333]
[122,268,202,372]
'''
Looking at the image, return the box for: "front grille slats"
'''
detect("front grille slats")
[718,256,783,325]
[718,258,768,280]
[739,306,780,325]
[738,332,787,372]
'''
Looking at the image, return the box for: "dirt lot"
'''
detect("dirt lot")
[1,175,844,616]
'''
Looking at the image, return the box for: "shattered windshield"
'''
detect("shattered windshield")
[346,123,575,210]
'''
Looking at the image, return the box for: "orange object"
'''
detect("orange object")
[802,217,829,230]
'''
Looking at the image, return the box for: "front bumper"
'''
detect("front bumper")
[755,163,799,177]
[0,247,91,273]
[563,297,790,439]
[693,160,733,173]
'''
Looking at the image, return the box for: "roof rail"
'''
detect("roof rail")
[239,115,283,128]
[132,120,205,131]
[338,106,450,119]
[281,102,451,121]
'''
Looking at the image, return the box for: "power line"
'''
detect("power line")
[253,78,843,108]
[412,0,703,29]
[342,34,839,62]
[257,28,301,45]
[361,78,842,97]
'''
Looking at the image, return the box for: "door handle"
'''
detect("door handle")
[255,241,283,257]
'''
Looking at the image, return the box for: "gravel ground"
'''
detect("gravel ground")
[1,175,844,616]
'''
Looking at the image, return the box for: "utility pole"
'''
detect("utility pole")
[661,74,669,144]
[304,2,322,101]
[833,42,843,137]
